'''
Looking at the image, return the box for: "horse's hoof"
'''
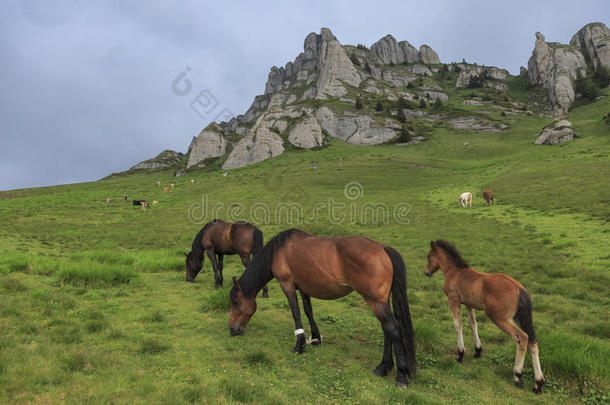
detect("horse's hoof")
[292,345,305,354]
[394,375,409,388]
[456,350,464,363]
[514,376,524,388]
[309,338,321,346]
[373,364,391,377]
[474,347,482,358]
[533,379,545,394]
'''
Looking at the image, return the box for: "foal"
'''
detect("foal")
[425,240,544,393]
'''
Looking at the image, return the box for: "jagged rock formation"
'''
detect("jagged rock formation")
[454,64,509,91]
[570,22,610,70]
[370,34,440,65]
[130,150,183,170]
[534,119,576,144]
[263,28,361,99]
[186,123,226,168]
[419,45,441,64]
[123,23,605,175]
[528,32,587,115]
[315,107,398,145]
[222,111,285,170]
[287,115,324,148]
[315,29,362,98]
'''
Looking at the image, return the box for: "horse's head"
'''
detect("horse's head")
[425,241,441,277]
[228,277,257,336]
[185,252,201,282]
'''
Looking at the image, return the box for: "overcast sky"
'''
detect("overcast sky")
[0,1,607,190]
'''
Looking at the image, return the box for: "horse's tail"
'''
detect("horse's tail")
[514,288,537,344]
[384,246,417,377]
[251,228,264,258]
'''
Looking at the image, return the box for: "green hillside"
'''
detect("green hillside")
[1,90,609,404]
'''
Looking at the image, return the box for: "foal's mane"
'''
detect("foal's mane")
[435,239,469,269]
[234,228,305,298]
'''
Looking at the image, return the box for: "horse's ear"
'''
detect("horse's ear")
[232,276,242,292]
[430,240,436,248]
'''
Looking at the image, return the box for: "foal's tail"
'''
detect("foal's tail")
[251,228,264,258]
[514,288,537,344]
[384,246,417,377]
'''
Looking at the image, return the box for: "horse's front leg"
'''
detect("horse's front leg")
[280,283,306,354]
[217,254,224,287]
[449,299,465,362]
[206,249,220,289]
[300,291,321,345]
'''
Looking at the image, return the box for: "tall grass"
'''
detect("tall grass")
[539,329,610,380]
[56,260,137,287]
[73,249,184,272]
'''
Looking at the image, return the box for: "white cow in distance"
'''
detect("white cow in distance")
[459,192,472,208]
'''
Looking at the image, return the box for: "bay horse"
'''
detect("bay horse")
[229,229,417,388]
[425,240,544,393]
[483,189,494,206]
[185,219,268,297]
[459,192,472,208]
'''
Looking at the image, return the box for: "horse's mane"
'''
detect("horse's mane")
[233,228,305,298]
[435,239,469,269]
[190,219,223,267]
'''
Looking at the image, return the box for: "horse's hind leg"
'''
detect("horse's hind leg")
[206,249,220,289]
[300,291,321,346]
[529,342,545,394]
[370,301,408,387]
[373,330,393,377]
[493,318,529,388]
[467,307,483,357]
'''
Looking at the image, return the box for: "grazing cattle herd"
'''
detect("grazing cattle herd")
[104,183,544,393]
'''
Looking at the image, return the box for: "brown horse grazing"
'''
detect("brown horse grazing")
[425,240,544,393]
[483,189,494,206]
[185,219,268,297]
[229,229,416,388]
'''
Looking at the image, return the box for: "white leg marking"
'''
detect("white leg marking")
[513,333,527,375]
[453,316,464,352]
[530,343,544,381]
[467,308,482,349]
[294,328,305,336]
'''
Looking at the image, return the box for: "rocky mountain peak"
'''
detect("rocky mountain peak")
[129,23,606,174]
[371,34,440,65]
[265,27,344,96]
[569,22,610,70]
[528,30,587,115]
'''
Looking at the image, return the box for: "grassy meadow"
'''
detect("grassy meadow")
[1,90,609,404]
